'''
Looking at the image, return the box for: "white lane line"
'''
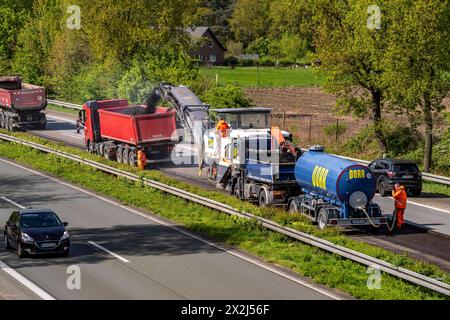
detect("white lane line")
[61,133,83,140]
[0,158,342,300]
[0,260,55,300]
[47,115,76,124]
[88,241,130,263]
[376,195,450,215]
[1,196,26,209]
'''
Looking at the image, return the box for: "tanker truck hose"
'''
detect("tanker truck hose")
[357,206,382,229]
[357,206,396,232]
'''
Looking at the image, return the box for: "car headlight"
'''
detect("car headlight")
[60,230,69,240]
[21,232,34,243]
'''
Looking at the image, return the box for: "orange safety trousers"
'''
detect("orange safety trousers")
[395,208,405,229]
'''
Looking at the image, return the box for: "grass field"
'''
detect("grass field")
[200,66,324,87]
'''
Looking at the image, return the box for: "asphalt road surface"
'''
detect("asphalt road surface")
[35,110,450,237]
[0,158,341,300]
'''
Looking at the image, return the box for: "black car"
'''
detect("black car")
[368,159,422,197]
[3,209,70,258]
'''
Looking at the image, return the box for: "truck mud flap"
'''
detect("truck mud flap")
[217,165,232,185]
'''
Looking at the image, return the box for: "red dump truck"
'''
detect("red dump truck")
[80,99,180,166]
[0,76,47,131]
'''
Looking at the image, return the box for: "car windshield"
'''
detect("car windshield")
[21,212,62,228]
[394,163,419,173]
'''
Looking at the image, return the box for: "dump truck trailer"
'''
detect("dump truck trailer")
[0,76,47,131]
[81,99,180,166]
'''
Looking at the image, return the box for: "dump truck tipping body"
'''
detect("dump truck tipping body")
[81,99,179,165]
[98,106,178,146]
[0,76,47,130]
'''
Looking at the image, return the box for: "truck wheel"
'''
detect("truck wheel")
[128,151,136,166]
[0,114,4,128]
[116,146,123,163]
[122,148,130,165]
[88,142,96,154]
[98,144,105,157]
[104,147,110,160]
[289,201,299,214]
[378,181,389,197]
[258,190,268,207]
[8,117,15,132]
[317,208,329,230]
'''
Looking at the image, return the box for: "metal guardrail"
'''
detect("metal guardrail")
[47,99,82,110]
[47,99,450,186]
[0,132,448,296]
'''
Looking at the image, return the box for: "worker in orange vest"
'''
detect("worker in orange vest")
[137,148,147,170]
[216,118,230,137]
[392,183,407,229]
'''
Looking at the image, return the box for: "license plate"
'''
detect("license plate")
[40,242,56,248]
[403,175,413,179]
[351,219,367,225]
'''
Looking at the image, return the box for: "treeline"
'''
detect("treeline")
[0,0,449,172]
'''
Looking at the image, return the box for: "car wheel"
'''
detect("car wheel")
[379,181,389,197]
[411,189,422,197]
[17,242,26,258]
[317,208,328,230]
[61,249,70,257]
[4,234,11,249]
[289,200,299,214]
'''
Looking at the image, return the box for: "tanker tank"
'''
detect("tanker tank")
[290,146,387,228]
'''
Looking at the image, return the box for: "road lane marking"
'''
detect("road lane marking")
[88,241,130,263]
[1,197,26,209]
[0,158,342,300]
[376,195,450,215]
[47,115,77,124]
[61,133,83,140]
[0,260,55,300]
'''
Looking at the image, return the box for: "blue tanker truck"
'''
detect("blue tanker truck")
[223,135,389,229]
[288,146,389,229]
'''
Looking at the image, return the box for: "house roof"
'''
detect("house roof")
[186,27,226,51]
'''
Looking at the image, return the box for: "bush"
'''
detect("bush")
[333,120,421,160]
[259,57,276,67]
[323,122,347,138]
[224,56,238,67]
[201,85,252,110]
[237,59,255,67]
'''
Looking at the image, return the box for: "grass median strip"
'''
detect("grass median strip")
[0,136,448,299]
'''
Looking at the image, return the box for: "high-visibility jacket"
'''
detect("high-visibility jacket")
[137,150,147,169]
[216,120,230,136]
[392,186,407,209]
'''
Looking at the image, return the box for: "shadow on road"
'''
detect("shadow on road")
[0,223,223,269]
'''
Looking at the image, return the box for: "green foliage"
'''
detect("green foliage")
[268,33,309,62]
[201,85,251,109]
[117,47,202,104]
[333,121,421,160]
[323,122,347,138]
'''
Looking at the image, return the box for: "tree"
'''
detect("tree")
[201,85,251,109]
[382,0,450,172]
[311,0,393,152]
[230,0,271,46]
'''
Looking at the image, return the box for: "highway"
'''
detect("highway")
[37,110,450,236]
[0,158,341,300]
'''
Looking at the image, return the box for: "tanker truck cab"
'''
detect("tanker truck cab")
[289,146,389,230]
